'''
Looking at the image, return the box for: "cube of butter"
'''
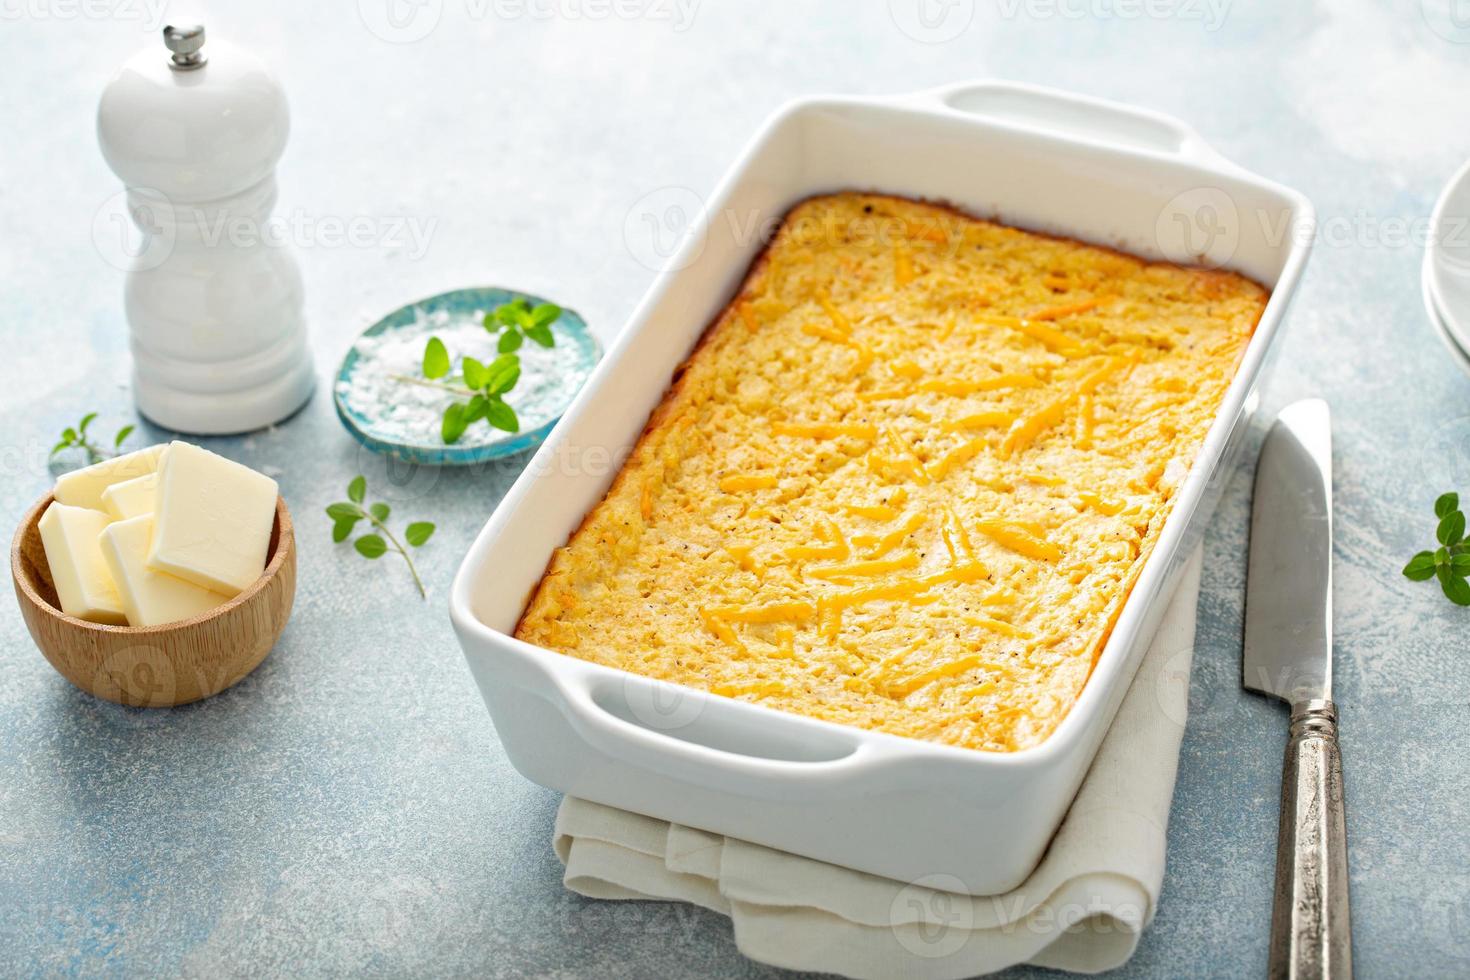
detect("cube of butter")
[53,444,166,511]
[147,442,278,596]
[100,515,224,627]
[100,473,157,521]
[37,502,127,625]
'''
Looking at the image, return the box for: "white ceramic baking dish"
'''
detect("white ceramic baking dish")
[450,81,1314,895]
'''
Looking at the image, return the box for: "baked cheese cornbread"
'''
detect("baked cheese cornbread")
[517,193,1267,752]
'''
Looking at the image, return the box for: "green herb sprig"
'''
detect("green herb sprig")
[50,413,135,465]
[425,343,523,443]
[400,298,561,445]
[1403,492,1470,605]
[327,476,436,599]
[484,297,560,352]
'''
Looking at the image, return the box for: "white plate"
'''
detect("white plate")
[1423,249,1470,374]
[450,81,1315,895]
[1427,157,1470,353]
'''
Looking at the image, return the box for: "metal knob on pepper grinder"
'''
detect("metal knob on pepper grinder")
[162,24,207,69]
[97,25,314,434]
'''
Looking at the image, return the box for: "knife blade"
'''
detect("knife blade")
[1243,398,1352,980]
[1244,398,1333,704]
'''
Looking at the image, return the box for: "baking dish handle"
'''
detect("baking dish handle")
[895,81,1237,169]
[558,672,888,795]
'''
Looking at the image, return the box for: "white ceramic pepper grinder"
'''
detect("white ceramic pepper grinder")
[97,25,314,434]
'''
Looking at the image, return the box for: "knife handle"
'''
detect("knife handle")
[1269,699,1352,980]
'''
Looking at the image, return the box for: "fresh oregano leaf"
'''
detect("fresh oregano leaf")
[484,398,518,433]
[355,534,388,559]
[442,402,469,444]
[1444,573,1470,606]
[326,502,362,522]
[1438,510,1466,547]
[405,522,435,547]
[1437,493,1459,519]
[1403,551,1438,581]
[423,336,450,379]
[498,329,523,354]
[462,356,488,390]
[483,354,520,396]
[493,364,521,397]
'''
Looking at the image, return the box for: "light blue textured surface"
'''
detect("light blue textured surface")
[2,2,1469,977]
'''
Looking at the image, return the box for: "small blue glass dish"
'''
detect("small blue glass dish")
[333,287,601,466]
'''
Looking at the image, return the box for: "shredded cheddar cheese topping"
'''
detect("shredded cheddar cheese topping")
[515,193,1266,752]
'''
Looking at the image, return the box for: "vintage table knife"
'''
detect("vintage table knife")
[1243,398,1352,979]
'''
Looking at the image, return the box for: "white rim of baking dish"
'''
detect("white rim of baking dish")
[451,80,1316,778]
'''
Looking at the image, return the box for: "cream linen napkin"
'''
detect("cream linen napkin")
[553,547,1203,979]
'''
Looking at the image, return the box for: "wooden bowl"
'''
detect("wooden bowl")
[10,493,296,707]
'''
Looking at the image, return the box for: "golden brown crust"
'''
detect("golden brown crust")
[515,192,1266,752]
